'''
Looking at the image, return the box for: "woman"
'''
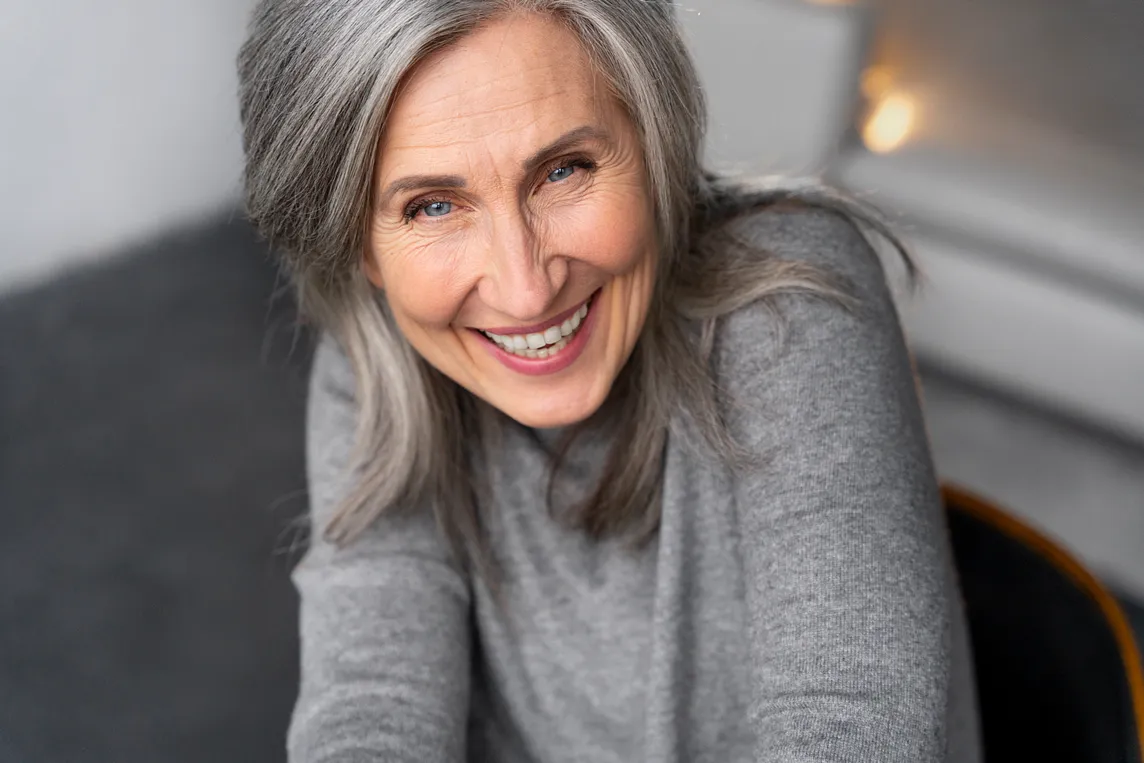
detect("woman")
[238,1,981,761]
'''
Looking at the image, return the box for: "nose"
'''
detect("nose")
[477,209,568,321]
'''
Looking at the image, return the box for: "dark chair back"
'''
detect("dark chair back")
[946,485,1144,762]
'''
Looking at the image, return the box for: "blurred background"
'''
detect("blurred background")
[2,0,1142,760]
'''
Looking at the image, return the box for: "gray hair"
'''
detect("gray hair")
[238,0,911,575]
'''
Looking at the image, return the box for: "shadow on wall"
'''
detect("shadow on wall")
[0,216,307,763]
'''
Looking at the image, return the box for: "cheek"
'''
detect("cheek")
[372,237,475,330]
[547,187,655,274]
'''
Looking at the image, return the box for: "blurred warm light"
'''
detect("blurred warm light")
[860,65,895,99]
[862,92,915,154]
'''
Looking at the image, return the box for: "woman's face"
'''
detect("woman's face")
[366,12,657,429]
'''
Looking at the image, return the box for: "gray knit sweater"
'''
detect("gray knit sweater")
[289,208,982,762]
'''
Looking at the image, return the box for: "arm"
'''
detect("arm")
[288,335,471,762]
[719,210,953,761]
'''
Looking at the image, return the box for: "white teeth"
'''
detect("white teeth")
[482,296,593,358]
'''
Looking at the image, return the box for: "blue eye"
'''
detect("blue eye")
[547,165,576,183]
[422,200,452,217]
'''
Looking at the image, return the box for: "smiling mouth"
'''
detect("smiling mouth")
[477,293,596,359]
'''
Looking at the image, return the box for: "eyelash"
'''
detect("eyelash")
[402,195,451,223]
[400,156,598,222]
[543,156,597,182]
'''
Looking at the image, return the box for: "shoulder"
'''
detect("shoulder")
[724,203,895,308]
[305,333,361,522]
[306,332,358,467]
[713,203,903,356]
[309,330,356,407]
[709,205,917,444]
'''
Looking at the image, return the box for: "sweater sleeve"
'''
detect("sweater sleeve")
[717,209,953,761]
[287,334,472,763]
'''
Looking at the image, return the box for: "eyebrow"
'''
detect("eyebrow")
[376,125,611,208]
[377,173,467,209]
[521,125,610,171]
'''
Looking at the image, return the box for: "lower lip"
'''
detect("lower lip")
[475,292,600,377]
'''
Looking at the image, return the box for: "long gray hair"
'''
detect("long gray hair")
[238,0,909,574]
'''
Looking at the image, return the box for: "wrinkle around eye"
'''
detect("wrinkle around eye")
[534,164,595,200]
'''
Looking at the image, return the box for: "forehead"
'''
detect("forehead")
[378,13,622,163]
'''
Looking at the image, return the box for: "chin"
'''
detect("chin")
[493,383,609,430]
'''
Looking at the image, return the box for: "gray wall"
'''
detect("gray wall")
[0,0,257,293]
[830,0,1144,441]
[679,0,862,177]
